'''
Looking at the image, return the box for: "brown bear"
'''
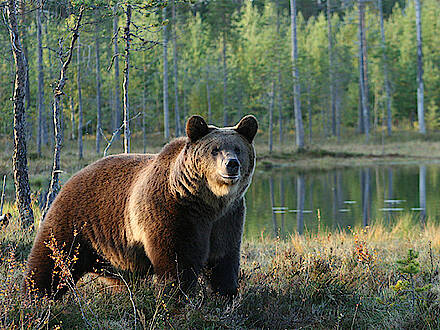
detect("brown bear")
[24,115,258,299]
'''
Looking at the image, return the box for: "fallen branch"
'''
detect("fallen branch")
[100,112,141,157]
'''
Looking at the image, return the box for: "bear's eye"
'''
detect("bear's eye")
[211,147,220,156]
[234,147,241,155]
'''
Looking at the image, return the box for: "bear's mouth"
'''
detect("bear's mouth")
[219,172,240,184]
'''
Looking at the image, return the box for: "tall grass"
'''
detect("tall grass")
[1,204,439,328]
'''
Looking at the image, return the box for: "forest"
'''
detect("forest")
[1,0,439,152]
[2,0,440,328]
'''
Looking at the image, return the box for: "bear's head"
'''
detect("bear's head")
[185,115,258,198]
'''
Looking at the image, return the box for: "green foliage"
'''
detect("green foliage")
[1,0,440,143]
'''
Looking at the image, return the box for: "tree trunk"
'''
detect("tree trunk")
[307,83,312,143]
[113,4,122,139]
[42,19,49,146]
[95,24,102,154]
[142,86,147,153]
[77,34,83,159]
[222,32,228,126]
[327,0,337,137]
[378,0,392,136]
[276,1,283,145]
[172,0,181,136]
[122,5,131,153]
[163,7,170,140]
[206,63,212,124]
[19,0,31,139]
[7,0,34,226]
[415,0,425,134]
[269,81,275,154]
[290,0,304,149]
[70,96,75,140]
[44,7,83,218]
[36,0,44,156]
[358,1,369,140]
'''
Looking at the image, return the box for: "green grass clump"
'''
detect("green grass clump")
[1,205,439,328]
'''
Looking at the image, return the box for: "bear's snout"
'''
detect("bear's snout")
[226,158,240,176]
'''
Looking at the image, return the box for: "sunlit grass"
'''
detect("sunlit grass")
[1,203,439,328]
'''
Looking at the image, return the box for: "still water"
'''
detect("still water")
[244,163,440,238]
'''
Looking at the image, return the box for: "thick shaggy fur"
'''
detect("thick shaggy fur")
[24,115,258,298]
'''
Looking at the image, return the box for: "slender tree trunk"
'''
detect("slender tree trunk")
[44,8,83,218]
[142,86,147,153]
[307,83,312,143]
[19,0,31,139]
[77,35,83,159]
[123,5,131,153]
[378,0,392,136]
[206,63,212,124]
[42,19,49,146]
[276,1,283,145]
[269,81,275,154]
[290,0,304,149]
[163,7,170,140]
[7,0,34,226]
[415,0,425,134]
[172,0,181,136]
[95,24,102,154]
[70,96,75,140]
[327,0,337,137]
[222,31,228,126]
[113,4,121,138]
[358,0,369,140]
[36,0,44,156]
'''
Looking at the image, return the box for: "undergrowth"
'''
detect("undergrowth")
[1,203,439,329]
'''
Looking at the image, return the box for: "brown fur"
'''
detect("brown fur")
[24,115,258,299]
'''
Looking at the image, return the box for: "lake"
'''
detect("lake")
[244,163,440,238]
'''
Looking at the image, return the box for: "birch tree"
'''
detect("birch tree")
[95,23,102,154]
[290,0,304,149]
[163,6,170,140]
[122,4,131,153]
[378,0,392,136]
[327,0,337,137]
[44,7,84,218]
[7,0,34,226]
[172,0,181,136]
[415,0,425,134]
[358,0,369,139]
[36,0,44,156]
[77,34,83,159]
[113,4,122,138]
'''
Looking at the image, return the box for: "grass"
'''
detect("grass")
[1,203,440,328]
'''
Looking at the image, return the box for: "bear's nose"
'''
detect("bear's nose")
[226,158,240,175]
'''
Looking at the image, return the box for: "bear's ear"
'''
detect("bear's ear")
[235,115,258,143]
[186,115,209,142]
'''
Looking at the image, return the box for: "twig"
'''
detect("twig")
[100,112,141,156]
[0,175,6,215]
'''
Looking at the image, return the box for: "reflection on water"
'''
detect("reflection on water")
[244,164,435,238]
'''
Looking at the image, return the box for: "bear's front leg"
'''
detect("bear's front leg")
[146,221,211,294]
[208,199,245,298]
